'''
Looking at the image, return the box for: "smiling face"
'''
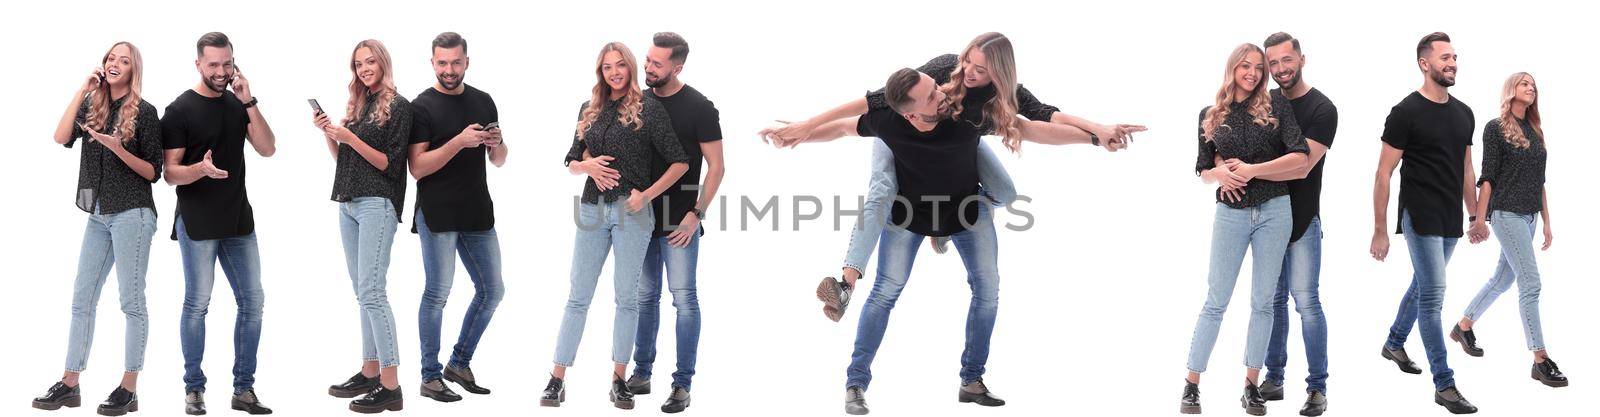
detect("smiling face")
[1421,41,1458,87]
[1232,49,1265,100]
[962,47,993,89]
[432,44,468,91]
[197,45,235,93]
[102,43,134,89]
[644,46,680,89]
[600,49,632,94]
[900,72,946,123]
[353,46,383,90]
[1513,74,1537,107]
[1265,41,1302,91]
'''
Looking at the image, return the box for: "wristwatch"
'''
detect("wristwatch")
[242,97,258,109]
[691,208,705,219]
[1088,131,1101,146]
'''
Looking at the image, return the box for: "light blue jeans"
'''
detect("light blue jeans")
[554,200,655,367]
[1462,210,1546,351]
[1186,196,1292,373]
[339,197,401,368]
[176,217,265,394]
[64,207,157,373]
[842,139,1014,274]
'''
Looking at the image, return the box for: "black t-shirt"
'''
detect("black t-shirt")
[1277,88,1338,242]
[646,85,722,238]
[409,85,498,233]
[855,107,981,237]
[1381,91,1474,238]
[161,89,253,241]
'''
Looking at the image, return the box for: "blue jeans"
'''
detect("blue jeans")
[842,139,1014,274]
[1265,217,1329,393]
[1462,211,1545,351]
[416,210,505,381]
[177,217,265,394]
[339,197,401,368]
[64,207,156,373]
[846,203,999,390]
[1385,211,1458,390]
[1187,196,1292,373]
[633,231,701,390]
[554,200,654,367]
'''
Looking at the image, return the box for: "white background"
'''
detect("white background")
[2,0,1594,416]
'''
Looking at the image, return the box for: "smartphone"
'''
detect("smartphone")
[308,99,323,115]
[479,122,499,131]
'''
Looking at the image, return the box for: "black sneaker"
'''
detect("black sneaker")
[184,390,205,415]
[420,379,461,403]
[1434,386,1478,414]
[610,374,635,410]
[1533,359,1569,388]
[349,385,402,414]
[1259,379,1285,401]
[1300,390,1327,417]
[1179,381,1201,414]
[1450,325,1485,357]
[230,389,272,415]
[97,386,138,416]
[32,381,82,410]
[625,374,651,395]
[1381,346,1424,374]
[1241,383,1267,416]
[329,373,379,398]
[845,386,869,415]
[539,375,564,407]
[818,277,853,322]
[661,385,691,413]
[957,379,1005,407]
[443,365,491,395]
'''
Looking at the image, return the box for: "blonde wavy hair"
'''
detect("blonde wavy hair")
[84,42,143,141]
[1202,43,1276,141]
[342,39,399,128]
[575,42,645,139]
[1497,72,1544,149]
[943,32,1023,153]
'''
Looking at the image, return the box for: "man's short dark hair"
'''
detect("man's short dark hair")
[433,32,467,55]
[652,32,689,64]
[883,68,923,114]
[196,32,231,57]
[1263,32,1300,54]
[1417,32,1451,59]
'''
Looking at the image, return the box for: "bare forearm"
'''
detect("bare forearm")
[696,163,724,212]
[644,163,689,199]
[1249,153,1308,178]
[489,143,508,167]
[1474,183,1493,220]
[1050,112,1102,132]
[110,146,156,181]
[246,107,276,157]
[1018,120,1091,145]
[343,134,390,171]
[409,142,462,179]
[54,89,88,145]
[1373,174,1391,232]
[164,163,206,185]
[806,98,869,126]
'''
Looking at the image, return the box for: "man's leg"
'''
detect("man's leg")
[844,225,921,391]
[217,233,264,394]
[177,218,221,393]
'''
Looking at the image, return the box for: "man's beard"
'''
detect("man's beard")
[204,76,228,93]
[437,73,462,90]
[1431,69,1456,87]
[1275,69,1301,91]
[645,73,669,89]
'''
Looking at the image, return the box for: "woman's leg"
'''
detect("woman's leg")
[1186,203,1253,383]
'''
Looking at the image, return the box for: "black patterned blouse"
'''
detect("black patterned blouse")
[1478,117,1547,216]
[66,96,164,215]
[563,96,689,205]
[330,93,412,221]
[1195,94,1308,209]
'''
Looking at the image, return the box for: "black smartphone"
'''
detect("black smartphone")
[96,70,107,88]
[308,99,323,115]
[479,122,499,131]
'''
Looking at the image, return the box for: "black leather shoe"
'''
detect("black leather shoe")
[349,385,402,414]
[184,390,205,415]
[1450,325,1485,357]
[539,375,564,407]
[845,386,869,415]
[1381,346,1424,374]
[1533,359,1569,388]
[32,381,82,410]
[97,386,138,416]
[957,379,1005,407]
[1241,383,1267,416]
[230,389,272,415]
[1259,379,1285,401]
[1300,390,1327,416]
[625,374,651,395]
[1179,381,1201,414]
[329,373,379,398]
[610,375,635,410]
[1434,386,1478,414]
[443,365,490,395]
[661,385,691,413]
[420,379,461,403]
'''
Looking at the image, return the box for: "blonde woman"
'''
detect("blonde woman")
[545,42,688,410]
[1182,43,1307,416]
[313,39,413,414]
[1452,72,1566,387]
[34,41,163,416]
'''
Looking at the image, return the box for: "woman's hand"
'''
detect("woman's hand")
[82,66,105,93]
[759,119,815,148]
[1467,219,1491,244]
[1542,223,1554,250]
[81,124,124,154]
[571,155,620,191]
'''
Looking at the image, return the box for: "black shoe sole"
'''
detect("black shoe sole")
[845,404,870,415]
[539,391,565,408]
[1533,369,1570,387]
[1434,398,1478,414]
[328,387,372,399]
[1180,404,1201,414]
[348,400,403,414]
[185,405,205,415]
[420,388,461,403]
[442,370,491,395]
[1241,399,1266,416]
[1381,348,1424,374]
[231,399,273,415]
[32,396,81,410]
[662,399,690,413]
[1449,328,1485,357]
[957,392,1005,407]
[96,400,137,416]
[1301,405,1327,416]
